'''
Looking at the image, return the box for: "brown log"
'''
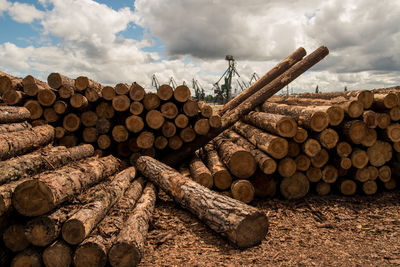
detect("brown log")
[97,135,111,150]
[220,47,306,115]
[360,128,377,147]
[189,154,213,188]
[194,118,210,135]
[129,82,145,101]
[214,135,256,178]
[180,127,196,142]
[23,100,43,120]
[209,114,222,128]
[43,108,59,123]
[368,165,379,180]
[341,120,367,144]
[386,123,400,142]
[143,93,160,110]
[371,93,398,110]
[351,149,369,169]
[58,135,79,147]
[242,111,297,138]
[174,113,189,128]
[112,125,129,143]
[0,125,54,160]
[42,240,72,267]
[280,172,310,199]
[3,89,27,105]
[62,167,136,245]
[352,167,369,182]
[48,73,74,90]
[317,128,339,149]
[125,115,144,133]
[321,165,338,183]
[160,102,178,119]
[362,180,377,195]
[287,141,301,157]
[168,135,183,150]
[161,121,176,137]
[0,121,31,134]
[108,182,156,267]
[115,83,130,95]
[157,84,173,101]
[393,142,400,152]
[230,180,255,204]
[363,110,378,128]
[310,148,329,168]
[249,170,276,198]
[183,99,199,117]
[224,129,277,175]
[0,178,30,216]
[384,178,397,190]
[0,144,94,185]
[154,136,168,150]
[336,141,352,157]
[0,106,31,123]
[146,110,165,130]
[278,157,297,177]
[378,165,391,182]
[0,74,22,94]
[63,113,80,132]
[59,84,75,99]
[202,142,232,190]
[137,131,154,149]
[96,102,115,119]
[198,101,213,118]
[295,154,311,171]
[129,101,144,115]
[96,117,111,134]
[112,95,130,112]
[82,127,98,143]
[85,85,103,102]
[80,111,97,127]
[137,156,268,248]
[31,119,46,127]
[302,138,321,157]
[12,155,120,216]
[53,100,67,115]
[70,93,88,109]
[390,106,400,121]
[316,181,331,196]
[3,224,29,252]
[306,167,322,182]
[173,85,191,102]
[233,121,288,159]
[73,177,146,267]
[336,157,352,170]
[293,127,308,143]
[102,86,115,101]
[11,248,42,267]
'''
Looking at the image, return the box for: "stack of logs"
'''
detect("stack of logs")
[180,88,400,203]
[0,71,221,164]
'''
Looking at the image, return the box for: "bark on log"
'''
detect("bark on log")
[136,156,268,248]
[220,47,306,115]
[202,142,232,190]
[11,248,43,267]
[62,167,136,245]
[0,125,54,160]
[280,172,310,199]
[3,224,29,252]
[3,89,27,105]
[108,182,157,267]
[0,106,31,123]
[189,154,213,188]
[371,93,398,110]
[0,121,31,134]
[0,74,22,94]
[0,178,30,215]
[12,155,121,216]
[42,240,72,267]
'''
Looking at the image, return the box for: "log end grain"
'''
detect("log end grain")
[336,141,352,157]
[293,127,308,143]
[25,217,57,247]
[129,82,145,101]
[126,115,144,133]
[3,224,29,252]
[109,242,140,267]
[146,110,165,130]
[137,131,154,149]
[157,84,174,101]
[213,169,232,191]
[130,101,144,115]
[387,123,400,142]
[306,167,322,182]
[303,138,321,157]
[102,86,115,101]
[174,114,189,128]
[38,89,57,107]
[209,115,222,128]
[316,182,331,196]
[174,85,191,102]
[327,106,344,126]
[61,219,86,245]
[340,179,356,195]
[319,128,339,149]
[194,118,210,136]
[43,240,72,267]
[24,100,43,120]
[377,113,391,129]
[228,150,257,179]
[11,248,42,267]
[143,93,160,110]
[280,172,310,199]
[74,241,106,267]
[278,157,296,177]
[347,101,364,118]
[180,127,196,143]
[47,73,63,89]
[362,180,377,195]
[75,76,89,91]
[310,111,329,132]
[231,180,255,204]
[112,95,131,112]
[322,165,338,183]
[277,117,297,137]
[311,148,329,168]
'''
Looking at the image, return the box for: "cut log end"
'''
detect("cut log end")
[280,172,310,199]
[316,182,331,196]
[231,180,254,204]
[25,217,56,247]
[278,157,296,177]
[157,84,174,101]
[146,110,165,130]
[336,141,352,157]
[43,240,72,267]
[340,179,357,196]
[129,83,145,101]
[363,180,377,195]
[38,89,57,107]
[126,115,144,133]
[266,138,288,159]
[327,106,344,126]
[61,219,85,245]
[73,242,106,267]
[102,86,115,101]
[306,167,322,182]
[213,170,233,191]
[277,117,297,137]
[3,224,29,252]
[310,111,329,132]
[228,151,257,179]
[387,124,400,142]
[303,139,321,157]
[347,101,364,118]
[319,128,339,149]
[293,127,308,143]
[109,242,140,267]
[174,85,191,102]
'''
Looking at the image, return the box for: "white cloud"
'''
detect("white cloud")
[8,2,44,23]
[0,0,10,15]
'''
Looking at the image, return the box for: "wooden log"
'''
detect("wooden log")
[23,100,43,120]
[0,106,31,123]
[42,240,72,267]
[353,167,370,182]
[220,47,306,115]
[125,115,144,133]
[316,181,331,196]
[336,157,352,170]
[136,156,268,248]
[160,102,178,119]
[351,149,369,169]
[85,85,103,102]
[80,111,98,127]
[230,180,255,204]
[233,121,288,159]
[53,100,68,115]
[321,165,338,183]
[168,135,183,150]
[386,123,400,142]
[278,157,297,177]
[154,136,168,150]
[62,167,136,245]
[209,114,222,128]
[43,108,59,123]
[48,73,75,90]
[393,142,400,152]
[58,134,79,147]
[129,101,144,115]
[31,119,46,127]
[261,102,329,132]
[378,165,391,182]
[249,170,276,198]
[363,110,378,128]
[180,127,196,142]
[0,121,31,134]
[102,86,115,101]
[143,93,160,110]
[108,182,156,267]
[112,95,130,112]
[384,178,397,190]
[70,93,88,109]
[174,113,189,128]
[59,84,75,99]
[295,154,311,171]
[202,142,232,190]
[377,113,391,129]
[3,224,29,252]
[214,135,257,178]
[390,106,400,121]
[368,165,379,180]
[183,99,199,117]
[194,118,210,135]
[341,120,367,144]
[287,141,301,157]
[293,127,308,143]
[362,180,377,195]
[173,85,191,102]
[360,128,377,147]
[189,154,213,188]
[242,111,297,138]
[73,177,146,267]
[224,129,277,175]
[96,117,111,134]
[0,144,94,185]
[336,141,352,157]
[0,74,23,94]
[310,148,329,168]
[371,93,398,110]
[198,101,213,118]
[63,113,80,132]
[0,178,30,216]
[280,172,310,199]
[82,127,98,143]
[157,84,174,101]
[306,167,322,182]
[0,125,54,160]
[302,138,321,157]
[129,83,145,101]
[12,155,121,216]
[317,128,339,149]
[96,102,115,119]
[162,121,176,137]
[137,131,154,149]
[3,89,27,105]
[115,83,130,95]
[112,125,129,143]
[11,248,43,267]
[146,110,165,130]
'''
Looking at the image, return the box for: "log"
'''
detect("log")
[85,85,103,102]
[202,142,232,190]
[108,182,156,267]
[112,125,129,143]
[53,100,68,115]
[310,148,329,168]
[180,127,196,142]
[129,83,145,101]
[96,117,111,134]
[336,141,352,157]
[278,157,297,177]
[384,178,397,190]
[261,102,329,132]
[59,85,75,99]
[194,118,210,135]
[115,83,130,95]
[43,108,59,123]
[161,121,176,137]
[353,167,370,182]
[0,178,30,215]
[0,125,54,160]
[70,93,88,109]
[63,113,80,132]
[73,177,146,267]
[390,106,400,121]
[0,144,94,185]
[321,165,338,183]
[287,141,301,157]
[96,102,115,119]
[230,180,255,204]
[3,89,27,105]
[129,101,144,115]
[220,47,306,115]
[11,248,42,267]
[0,74,22,94]
[242,111,297,138]
[189,154,213,188]
[12,155,121,216]
[183,99,199,117]
[360,128,377,147]
[233,121,288,159]
[136,156,268,248]
[168,135,183,150]
[368,165,379,180]
[377,113,391,129]
[295,154,311,171]
[80,111,98,127]
[386,123,400,142]
[42,240,72,267]
[214,135,257,178]
[157,84,173,101]
[249,170,276,198]
[112,95,130,112]
[3,224,29,252]
[48,73,74,90]
[0,121,31,134]
[58,135,79,147]
[378,165,391,182]
[125,115,144,133]
[317,128,339,149]
[143,93,160,110]
[146,110,165,130]
[371,93,398,110]
[341,120,367,144]
[82,127,98,143]
[161,102,178,119]
[351,149,369,169]
[173,85,191,102]
[316,182,331,196]
[209,114,222,128]
[102,86,115,101]
[154,136,168,150]
[62,167,136,245]
[224,129,277,175]
[302,138,321,157]
[137,131,154,149]
[280,172,310,199]
[306,167,322,182]
[198,101,213,118]
[24,100,43,119]
[362,180,377,195]
[174,113,189,128]
[0,106,31,123]
[293,127,308,143]
[31,119,46,127]
[363,110,378,128]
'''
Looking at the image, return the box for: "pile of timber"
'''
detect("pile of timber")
[0,71,221,163]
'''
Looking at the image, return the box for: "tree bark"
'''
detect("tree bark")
[0,178,30,215]
[0,121,31,134]
[242,111,297,137]
[3,89,27,105]
[136,156,268,248]
[0,106,31,123]
[0,74,23,94]
[202,142,232,190]
[189,154,213,188]
[371,93,398,110]
[12,155,121,216]
[42,240,72,267]
[280,172,310,199]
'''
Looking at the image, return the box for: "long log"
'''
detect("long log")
[24,100,43,120]
[0,178,30,216]
[0,121,31,134]
[242,111,297,137]
[137,156,268,248]
[11,247,43,267]
[189,154,213,188]
[202,142,232,190]
[0,106,31,123]
[12,155,121,216]
[42,240,72,267]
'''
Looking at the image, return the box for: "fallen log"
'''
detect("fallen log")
[242,111,297,137]
[0,121,31,134]
[0,106,31,123]
[189,154,213,188]
[42,240,72,267]
[202,142,232,190]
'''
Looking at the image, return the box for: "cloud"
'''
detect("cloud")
[7,2,44,23]
[0,0,10,16]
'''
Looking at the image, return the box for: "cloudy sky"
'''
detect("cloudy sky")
[0,0,399,95]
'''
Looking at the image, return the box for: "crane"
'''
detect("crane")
[213,55,240,104]
[192,79,205,101]
[151,74,160,90]
[169,77,178,89]
[249,72,260,85]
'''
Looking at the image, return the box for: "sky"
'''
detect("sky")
[0,0,399,95]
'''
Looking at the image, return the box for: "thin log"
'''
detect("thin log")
[115,83,130,95]
[310,149,329,168]
[295,154,311,171]
[183,99,199,117]
[174,114,189,128]
[302,138,321,157]
[11,248,43,267]
[146,110,165,130]
[112,95,131,112]
[180,127,196,142]
[189,154,213,188]
[202,142,232,190]
[112,125,129,143]
[137,131,154,149]
[230,180,255,204]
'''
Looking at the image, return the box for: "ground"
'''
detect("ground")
[141,189,400,266]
